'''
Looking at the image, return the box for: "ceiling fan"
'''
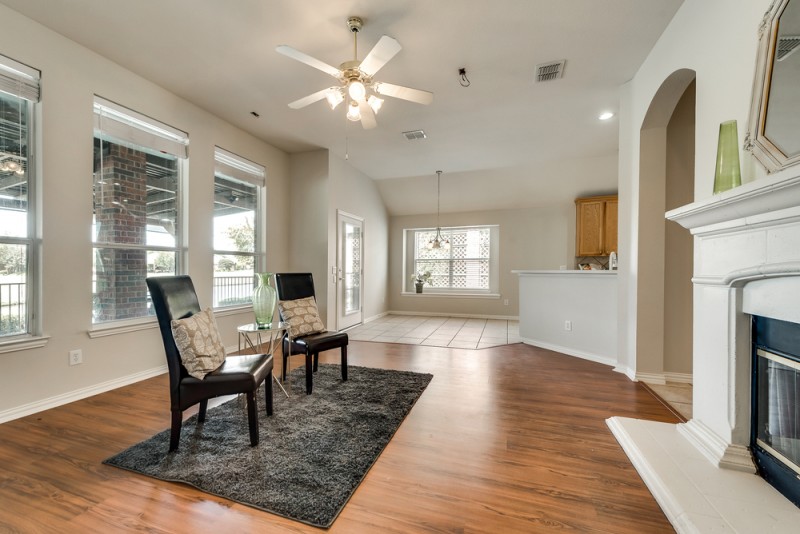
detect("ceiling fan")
[276,16,433,129]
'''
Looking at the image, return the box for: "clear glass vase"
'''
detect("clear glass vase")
[713,120,742,194]
[252,272,276,328]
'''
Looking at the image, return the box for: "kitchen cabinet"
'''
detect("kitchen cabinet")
[575,195,618,256]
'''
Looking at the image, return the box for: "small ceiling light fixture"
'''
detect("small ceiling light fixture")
[325,88,344,110]
[367,95,383,114]
[346,101,361,122]
[427,170,450,250]
[458,67,470,87]
[598,111,615,121]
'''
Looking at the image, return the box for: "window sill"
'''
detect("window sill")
[88,317,158,338]
[0,334,51,354]
[400,292,500,299]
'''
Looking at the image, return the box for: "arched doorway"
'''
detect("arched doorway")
[636,69,696,396]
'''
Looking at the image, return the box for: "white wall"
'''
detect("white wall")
[388,205,575,317]
[617,0,774,378]
[0,5,290,419]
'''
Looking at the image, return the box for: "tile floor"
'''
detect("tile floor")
[346,314,520,349]
[644,382,693,421]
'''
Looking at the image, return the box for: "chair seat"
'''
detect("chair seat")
[179,353,273,409]
[289,331,349,354]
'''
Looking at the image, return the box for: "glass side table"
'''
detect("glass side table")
[237,321,289,397]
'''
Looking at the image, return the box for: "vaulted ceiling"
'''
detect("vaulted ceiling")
[0,0,684,214]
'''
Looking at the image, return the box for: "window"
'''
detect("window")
[212,147,266,308]
[0,54,39,338]
[92,97,188,324]
[404,225,499,294]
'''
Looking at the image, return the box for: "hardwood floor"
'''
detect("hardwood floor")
[0,342,678,533]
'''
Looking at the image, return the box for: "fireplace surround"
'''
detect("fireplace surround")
[608,172,800,531]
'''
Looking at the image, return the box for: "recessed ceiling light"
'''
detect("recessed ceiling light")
[599,111,615,121]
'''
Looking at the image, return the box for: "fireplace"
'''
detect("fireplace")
[604,173,800,531]
[752,315,800,507]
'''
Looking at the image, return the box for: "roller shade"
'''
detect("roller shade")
[93,96,188,159]
[214,147,265,187]
[0,53,40,102]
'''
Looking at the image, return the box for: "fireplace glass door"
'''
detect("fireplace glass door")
[755,348,800,473]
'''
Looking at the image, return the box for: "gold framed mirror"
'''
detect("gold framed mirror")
[746,0,800,173]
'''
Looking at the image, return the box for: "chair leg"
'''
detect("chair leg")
[246,390,259,446]
[265,376,273,416]
[313,352,319,372]
[169,409,182,452]
[341,345,348,381]
[198,399,208,422]
[282,347,288,382]
[305,352,313,394]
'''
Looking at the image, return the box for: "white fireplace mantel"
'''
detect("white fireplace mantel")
[666,173,800,232]
[609,172,800,532]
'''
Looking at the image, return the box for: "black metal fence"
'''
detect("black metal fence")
[213,275,254,307]
[0,282,26,336]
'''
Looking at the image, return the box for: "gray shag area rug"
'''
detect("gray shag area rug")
[103,364,432,528]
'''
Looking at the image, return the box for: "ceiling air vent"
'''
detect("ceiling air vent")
[535,60,566,83]
[402,129,427,141]
[777,36,800,61]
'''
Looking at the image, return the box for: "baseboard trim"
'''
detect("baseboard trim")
[635,371,693,385]
[0,365,168,424]
[613,365,637,381]
[363,311,389,324]
[388,310,519,321]
[520,338,616,367]
[677,419,755,473]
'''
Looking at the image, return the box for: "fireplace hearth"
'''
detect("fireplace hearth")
[753,316,800,507]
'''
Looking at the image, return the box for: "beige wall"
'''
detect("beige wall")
[663,82,695,375]
[288,150,330,317]
[327,155,389,325]
[617,0,771,378]
[388,205,575,317]
[288,150,390,327]
[0,5,291,418]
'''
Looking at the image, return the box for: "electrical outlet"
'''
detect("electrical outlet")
[564,320,572,331]
[503,299,509,306]
[69,349,83,366]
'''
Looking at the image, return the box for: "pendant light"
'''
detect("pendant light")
[427,170,450,250]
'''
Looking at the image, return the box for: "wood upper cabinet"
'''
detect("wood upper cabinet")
[575,195,618,256]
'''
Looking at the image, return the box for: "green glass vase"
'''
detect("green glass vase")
[713,120,742,194]
[252,272,276,328]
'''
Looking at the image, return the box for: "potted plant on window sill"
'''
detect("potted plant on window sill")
[411,270,432,293]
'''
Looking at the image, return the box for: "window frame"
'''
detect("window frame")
[402,224,500,298]
[0,54,41,346]
[90,96,189,329]
[211,147,267,310]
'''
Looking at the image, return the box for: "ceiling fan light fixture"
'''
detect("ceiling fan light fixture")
[348,80,366,100]
[367,95,383,114]
[347,101,361,122]
[326,88,344,110]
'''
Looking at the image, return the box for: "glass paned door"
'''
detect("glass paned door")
[337,211,363,330]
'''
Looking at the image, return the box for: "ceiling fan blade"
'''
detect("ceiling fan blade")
[288,87,336,109]
[276,45,341,78]
[358,35,402,77]
[357,99,377,129]
[374,82,433,105]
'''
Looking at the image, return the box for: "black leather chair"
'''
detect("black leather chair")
[274,273,348,394]
[147,275,274,452]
